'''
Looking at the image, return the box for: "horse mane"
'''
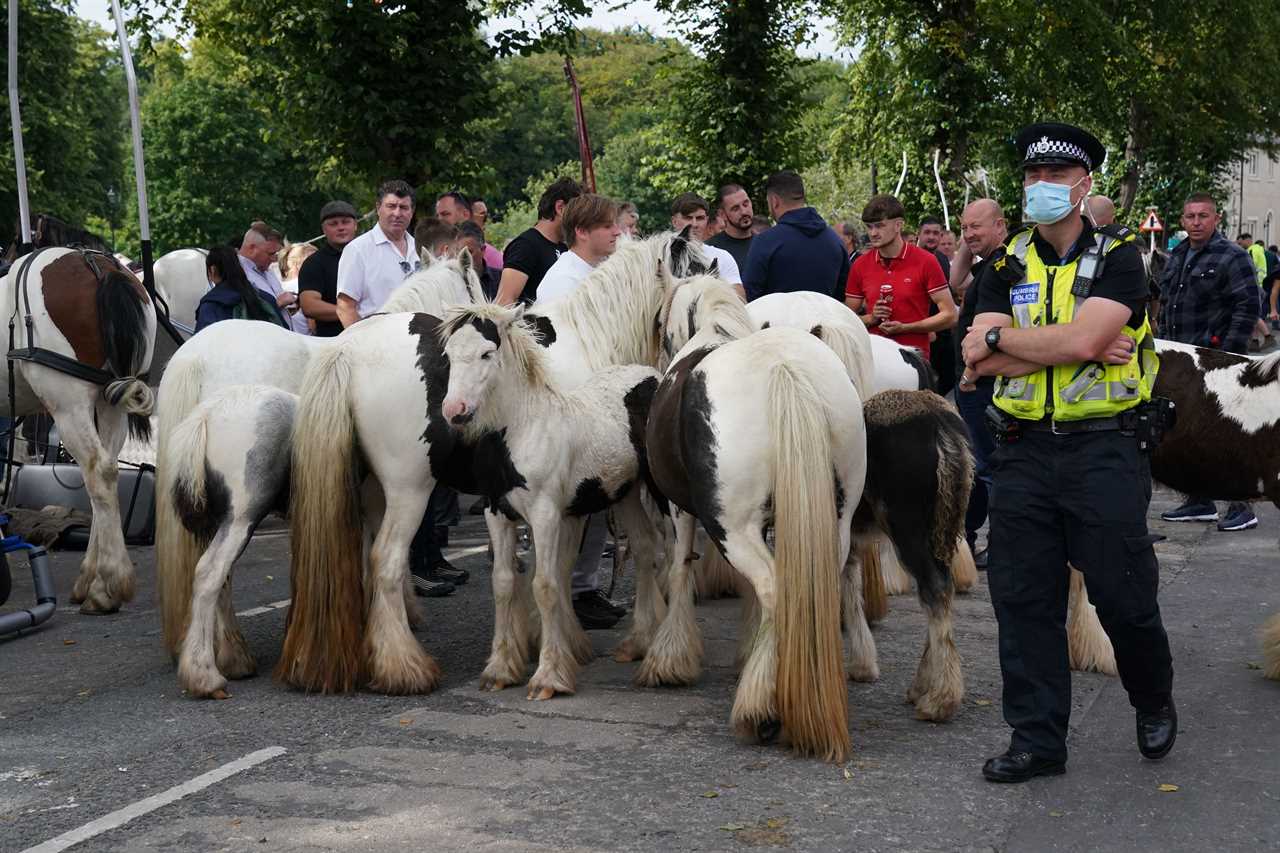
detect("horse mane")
[1241,349,1280,385]
[659,274,754,366]
[438,303,558,396]
[545,231,711,370]
[382,254,481,315]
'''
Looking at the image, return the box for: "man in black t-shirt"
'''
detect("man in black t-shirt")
[496,177,582,305]
[298,200,358,337]
[706,183,755,270]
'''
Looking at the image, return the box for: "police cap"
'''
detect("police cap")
[1015,122,1106,172]
[320,200,358,222]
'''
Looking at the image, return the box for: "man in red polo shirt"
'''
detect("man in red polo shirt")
[846,194,957,356]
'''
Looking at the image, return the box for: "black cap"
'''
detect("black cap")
[320,200,358,222]
[1015,122,1106,172]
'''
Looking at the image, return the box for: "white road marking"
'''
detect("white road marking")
[231,544,489,618]
[22,746,286,853]
[235,598,291,618]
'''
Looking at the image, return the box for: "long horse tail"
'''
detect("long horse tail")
[155,352,208,656]
[156,403,214,655]
[1260,611,1280,681]
[813,322,875,402]
[768,361,850,763]
[97,270,154,417]
[274,345,366,693]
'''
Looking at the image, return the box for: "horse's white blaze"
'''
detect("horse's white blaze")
[440,324,500,423]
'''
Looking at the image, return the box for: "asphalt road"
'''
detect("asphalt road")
[2,487,1278,852]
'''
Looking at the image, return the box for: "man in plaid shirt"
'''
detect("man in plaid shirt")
[1156,191,1262,530]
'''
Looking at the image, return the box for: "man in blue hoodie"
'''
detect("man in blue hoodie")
[743,171,849,302]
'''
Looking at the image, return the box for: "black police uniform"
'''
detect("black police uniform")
[972,123,1175,767]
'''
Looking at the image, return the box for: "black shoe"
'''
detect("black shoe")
[577,587,626,617]
[981,750,1066,783]
[426,558,469,586]
[974,548,989,570]
[411,574,456,598]
[573,590,623,630]
[1136,701,1177,760]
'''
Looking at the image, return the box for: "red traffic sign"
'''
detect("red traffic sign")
[1139,210,1164,232]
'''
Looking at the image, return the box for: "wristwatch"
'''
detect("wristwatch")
[985,327,1002,352]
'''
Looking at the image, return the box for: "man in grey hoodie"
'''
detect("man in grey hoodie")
[742,171,850,302]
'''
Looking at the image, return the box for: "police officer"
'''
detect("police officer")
[960,122,1176,783]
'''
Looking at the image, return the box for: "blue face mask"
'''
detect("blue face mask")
[1023,178,1084,224]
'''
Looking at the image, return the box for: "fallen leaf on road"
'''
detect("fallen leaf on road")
[974,698,992,706]
[230,819,241,827]
[63,639,76,646]
[1158,784,1179,793]
[842,767,853,781]
[398,718,413,726]
[76,690,91,697]
[266,575,274,581]
[701,790,720,798]
[1245,662,1262,670]
[1049,810,1064,817]
[719,823,746,832]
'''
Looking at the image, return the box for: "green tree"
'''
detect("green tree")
[0,3,127,243]
[115,39,345,255]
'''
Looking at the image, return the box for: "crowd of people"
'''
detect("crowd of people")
[184,119,1280,780]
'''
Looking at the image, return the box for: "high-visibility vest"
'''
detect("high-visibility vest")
[992,227,1159,422]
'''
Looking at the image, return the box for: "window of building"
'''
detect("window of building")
[1247,151,1259,178]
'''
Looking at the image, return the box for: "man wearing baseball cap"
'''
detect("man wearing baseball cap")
[960,122,1176,782]
[298,200,359,337]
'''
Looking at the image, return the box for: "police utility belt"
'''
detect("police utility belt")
[985,397,1176,453]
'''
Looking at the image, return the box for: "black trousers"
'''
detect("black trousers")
[409,485,461,574]
[987,428,1174,763]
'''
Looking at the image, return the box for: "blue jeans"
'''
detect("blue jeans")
[955,381,996,546]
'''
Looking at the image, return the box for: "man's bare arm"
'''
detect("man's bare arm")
[300,291,339,323]
[495,268,529,306]
[336,294,361,328]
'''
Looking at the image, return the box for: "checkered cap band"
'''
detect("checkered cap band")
[1025,135,1091,170]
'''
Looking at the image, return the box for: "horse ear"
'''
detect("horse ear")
[419,247,436,268]
[677,224,693,241]
[708,258,720,277]
[457,246,474,276]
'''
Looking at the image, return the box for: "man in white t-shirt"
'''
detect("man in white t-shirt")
[536,194,623,305]
[669,192,744,299]
[336,180,421,326]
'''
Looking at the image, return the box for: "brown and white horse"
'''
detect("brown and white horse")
[1068,340,1280,675]
[3,247,156,613]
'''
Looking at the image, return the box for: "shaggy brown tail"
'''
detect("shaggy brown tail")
[860,540,888,624]
[155,353,207,656]
[274,345,366,693]
[768,362,850,763]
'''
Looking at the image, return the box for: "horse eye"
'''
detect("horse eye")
[481,351,492,360]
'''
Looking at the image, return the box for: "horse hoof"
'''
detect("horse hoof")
[479,678,508,692]
[211,689,231,700]
[527,686,556,701]
[613,641,644,663]
[78,600,120,616]
[757,718,782,744]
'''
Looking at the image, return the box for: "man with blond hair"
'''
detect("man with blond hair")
[536,194,623,304]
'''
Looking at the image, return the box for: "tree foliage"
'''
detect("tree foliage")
[831,0,1280,228]
[0,2,126,243]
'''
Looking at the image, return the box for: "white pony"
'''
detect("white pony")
[155,252,481,656]
[2,248,156,613]
[161,385,296,698]
[437,303,666,698]
[644,274,866,761]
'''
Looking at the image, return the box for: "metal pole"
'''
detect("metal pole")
[8,0,31,253]
[111,0,183,345]
[932,149,950,231]
[893,151,908,197]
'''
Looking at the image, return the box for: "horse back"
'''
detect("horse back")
[37,250,149,367]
